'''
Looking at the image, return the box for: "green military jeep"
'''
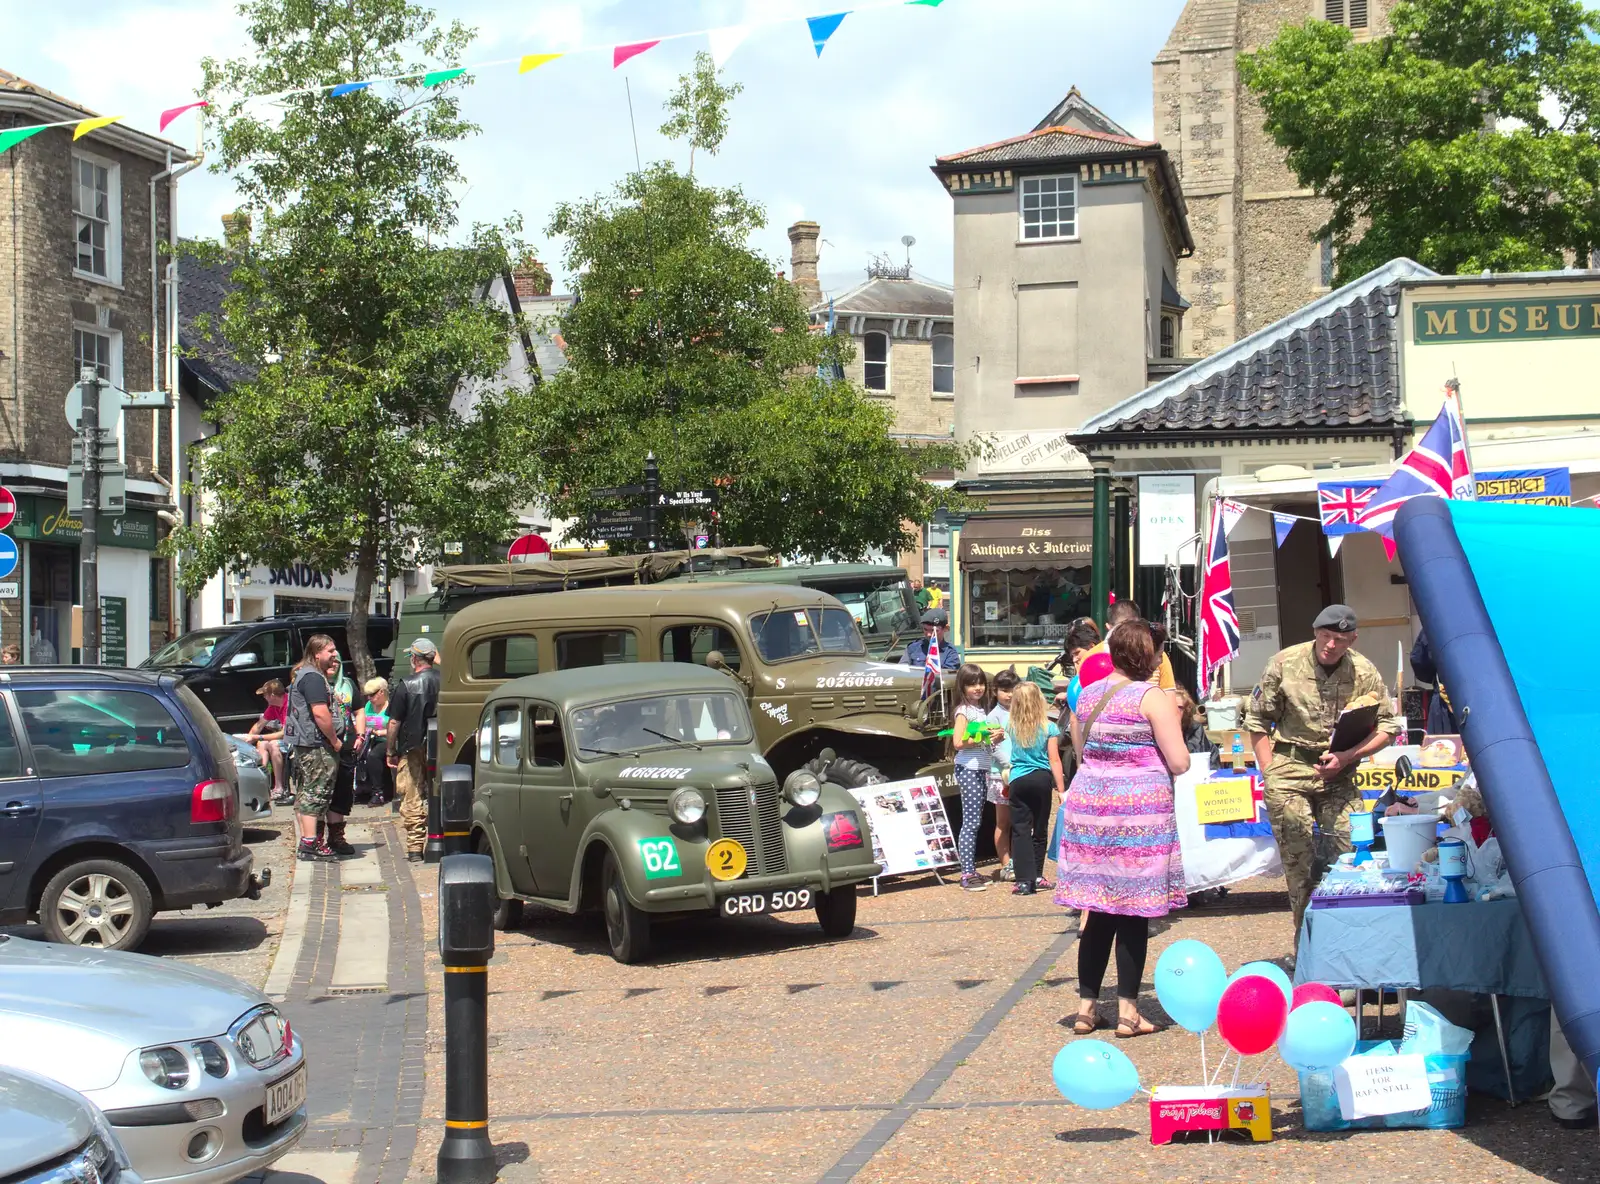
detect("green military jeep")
[468,663,880,962]
[437,582,952,795]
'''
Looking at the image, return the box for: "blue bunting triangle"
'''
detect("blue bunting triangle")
[1273,512,1294,549]
[329,81,373,97]
[807,12,849,56]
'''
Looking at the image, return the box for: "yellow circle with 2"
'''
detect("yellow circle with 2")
[705,838,748,881]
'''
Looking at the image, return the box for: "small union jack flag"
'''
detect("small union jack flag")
[1356,394,1475,539]
[921,629,941,702]
[1317,483,1379,536]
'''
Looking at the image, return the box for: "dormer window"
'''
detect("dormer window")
[1020,174,1078,241]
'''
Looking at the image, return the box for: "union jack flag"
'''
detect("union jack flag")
[1317,482,1379,536]
[922,629,941,702]
[1198,500,1242,691]
[1355,394,1474,539]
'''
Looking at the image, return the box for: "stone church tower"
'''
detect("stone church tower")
[1153,0,1394,357]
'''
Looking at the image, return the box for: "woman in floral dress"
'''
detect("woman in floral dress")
[1057,619,1190,1038]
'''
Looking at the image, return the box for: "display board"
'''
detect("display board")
[847,776,957,878]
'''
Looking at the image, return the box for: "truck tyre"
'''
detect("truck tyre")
[803,755,888,790]
[39,858,154,951]
[814,884,858,938]
[602,850,651,964]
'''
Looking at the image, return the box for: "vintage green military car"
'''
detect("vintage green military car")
[437,582,952,794]
[468,664,881,962]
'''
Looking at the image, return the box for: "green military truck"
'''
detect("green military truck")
[397,549,922,662]
[467,663,881,961]
[437,582,952,796]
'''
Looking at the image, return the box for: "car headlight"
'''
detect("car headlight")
[668,787,706,825]
[193,1039,230,1078]
[140,1045,190,1089]
[783,770,821,807]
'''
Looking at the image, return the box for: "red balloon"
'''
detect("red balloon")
[1078,652,1114,686]
[1291,983,1342,1011]
[1216,975,1289,1056]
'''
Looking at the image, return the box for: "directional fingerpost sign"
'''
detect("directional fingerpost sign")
[657,489,718,509]
[591,484,645,500]
[0,533,17,581]
[0,486,15,532]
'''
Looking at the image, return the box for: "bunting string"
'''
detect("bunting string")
[0,0,948,149]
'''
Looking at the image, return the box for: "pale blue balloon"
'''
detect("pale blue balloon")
[1279,1000,1357,1072]
[1154,939,1228,1034]
[1066,675,1083,715]
[1230,960,1294,1009]
[1052,1040,1140,1110]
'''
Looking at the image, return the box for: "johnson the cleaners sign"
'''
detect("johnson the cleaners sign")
[1415,296,1600,344]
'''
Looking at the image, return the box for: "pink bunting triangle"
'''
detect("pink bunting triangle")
[159,100,209,132]
[614,40,661,68]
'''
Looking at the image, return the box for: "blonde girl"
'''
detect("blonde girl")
[1003,682,1064,895]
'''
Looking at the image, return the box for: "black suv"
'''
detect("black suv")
[0,668,268,950]
[144,614,397,731]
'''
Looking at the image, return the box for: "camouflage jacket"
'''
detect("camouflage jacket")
[1242,642,1400,752]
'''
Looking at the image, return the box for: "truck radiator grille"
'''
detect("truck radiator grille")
[715,783,788,878]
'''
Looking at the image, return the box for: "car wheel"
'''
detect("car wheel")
[601,850,651,964]
[39,859,154,951]
[475,834,523,931]
[803,754,889,790]
[814,884,858,938]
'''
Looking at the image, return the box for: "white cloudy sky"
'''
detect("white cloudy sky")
[7,0,1185,291]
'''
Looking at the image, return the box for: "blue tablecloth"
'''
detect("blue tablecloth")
[1294,898,1546,997]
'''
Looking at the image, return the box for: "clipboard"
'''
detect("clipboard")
[1328,702,1381,753]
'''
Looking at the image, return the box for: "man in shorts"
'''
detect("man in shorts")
[287,634,347,861]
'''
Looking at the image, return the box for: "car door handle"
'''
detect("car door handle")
[480,789,492,799]
[560,793,573,804]
[1,802,38,817]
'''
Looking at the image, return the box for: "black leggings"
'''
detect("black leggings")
[1008,769,1053,888]
[1077,910,1150,1001]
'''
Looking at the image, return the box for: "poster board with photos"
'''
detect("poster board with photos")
[847,776,958,878]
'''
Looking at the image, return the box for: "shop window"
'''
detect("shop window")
[660,624,741,672]
[469,634,540,679]
[923,521,952,582]
[932,333,954,394]
[16,689,191,778]
[863,332,889,391]
[964,566,1092,649]
[556,629,637,668]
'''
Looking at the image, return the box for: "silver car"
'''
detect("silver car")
[1,1064,143,1184]
[226,735,273,821]
[0,935,307,1184]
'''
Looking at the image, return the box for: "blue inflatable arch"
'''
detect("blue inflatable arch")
[1396,498,1600,1079]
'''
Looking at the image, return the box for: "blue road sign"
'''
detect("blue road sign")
[0,533,16,580]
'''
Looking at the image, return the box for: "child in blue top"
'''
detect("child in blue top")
[1004,682,1065,895]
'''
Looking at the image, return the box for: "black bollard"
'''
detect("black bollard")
[437,853,497,1184]
[424,788,445,864]
[440,764,474,857]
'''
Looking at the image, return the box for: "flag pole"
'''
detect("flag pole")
[1444,375,1479,487]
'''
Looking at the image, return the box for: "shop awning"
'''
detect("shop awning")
[957,516,1093,571]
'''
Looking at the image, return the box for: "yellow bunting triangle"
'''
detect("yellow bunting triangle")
[518,53,563,74]
[73,116,123,140]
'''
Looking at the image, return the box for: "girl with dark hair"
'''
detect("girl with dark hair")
[951,663,993,892]
[1057,619,1190,1038]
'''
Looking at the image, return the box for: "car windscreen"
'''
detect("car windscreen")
[146,629,238,668]
[749,607,865,662]
[831,584,917,638]
[570,692,753,760]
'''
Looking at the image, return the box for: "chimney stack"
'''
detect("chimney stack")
[512,253,553,300]
[220,210,252,250]
[787,221,822,307]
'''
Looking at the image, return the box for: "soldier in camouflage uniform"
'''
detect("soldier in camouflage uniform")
[1243,605,1401,948]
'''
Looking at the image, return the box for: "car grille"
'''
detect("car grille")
[714,781,788,878]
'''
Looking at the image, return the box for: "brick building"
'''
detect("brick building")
[1154,0,1393,357]
[0,70,195,663]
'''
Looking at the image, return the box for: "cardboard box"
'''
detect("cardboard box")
[1149,1086,1272,1145]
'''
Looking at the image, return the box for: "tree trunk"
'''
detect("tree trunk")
[348,528,381,684]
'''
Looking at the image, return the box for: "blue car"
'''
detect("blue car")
[0,668,269,950]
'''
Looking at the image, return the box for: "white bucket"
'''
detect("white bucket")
[1205,697,1243,733]
[1380,814,1440,873]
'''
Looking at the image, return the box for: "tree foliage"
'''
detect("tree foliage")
[1239,0,1600,280]
[659,51,743,173]
[531,60,971,560]
[173,0,537,677]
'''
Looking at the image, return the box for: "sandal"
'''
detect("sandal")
[1071,1014,1100,1035]
[1115,1016,1161,1039]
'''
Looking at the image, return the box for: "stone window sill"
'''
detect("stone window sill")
[73,269,124,291]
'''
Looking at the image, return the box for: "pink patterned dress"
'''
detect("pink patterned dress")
[1054,679,1186,918]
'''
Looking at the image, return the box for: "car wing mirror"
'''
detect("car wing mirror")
[705,650,751,689]
[228,651,260,669]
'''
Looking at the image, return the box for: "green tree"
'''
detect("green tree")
[533,58,971,560]
[1239,0,1600,280]
[172,0,538,678]
[659,51,743,174]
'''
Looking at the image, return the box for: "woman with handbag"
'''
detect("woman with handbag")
[1057,619,1190,1038]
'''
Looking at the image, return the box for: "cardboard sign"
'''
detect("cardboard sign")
[1352,765,1466,792]
[1194,779,1257,825]
[1149,1086,1272,1145]
[1334,1055,1432,1119]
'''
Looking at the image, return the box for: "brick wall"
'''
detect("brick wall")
[0,122,173,477]
[837,325,955,439]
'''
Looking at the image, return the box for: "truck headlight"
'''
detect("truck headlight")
[669,787,706,825]
[783,770,821,807]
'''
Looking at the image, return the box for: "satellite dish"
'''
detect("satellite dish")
[901,235,915,267]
